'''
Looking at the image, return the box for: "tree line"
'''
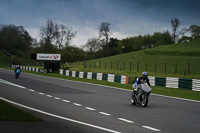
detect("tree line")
[83,18,200,59]
[0,18,200,65]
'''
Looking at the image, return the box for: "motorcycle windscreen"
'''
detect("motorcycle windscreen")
[140,84,152,93]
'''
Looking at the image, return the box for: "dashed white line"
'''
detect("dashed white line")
[85,107,96,111]
[46,95,53,97]
[54,97,61,100]
[73,103,82,106]
[99,112,111,116]
[28,89,35,92]
[38,92,45,95]
[142,126,161,132]
[118,118,134,123]
[62,100,71,103]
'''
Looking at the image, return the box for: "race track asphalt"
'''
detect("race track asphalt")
[0,68,200,133]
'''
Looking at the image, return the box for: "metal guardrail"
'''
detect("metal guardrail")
[59,69,129,84]
[136,76,200,91]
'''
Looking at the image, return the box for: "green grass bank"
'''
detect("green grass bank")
[67,39,200,80]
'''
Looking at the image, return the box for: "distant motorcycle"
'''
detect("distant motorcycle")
[130,82,152,107]
[15,69,21,78]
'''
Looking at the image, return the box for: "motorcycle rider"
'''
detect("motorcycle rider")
[132,72,151,94]
[14,65,21,73]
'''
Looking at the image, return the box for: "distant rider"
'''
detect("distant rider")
[14,65,21,73]
[132,72,151,94]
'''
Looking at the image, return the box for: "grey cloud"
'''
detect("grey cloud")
[0,0,199,46]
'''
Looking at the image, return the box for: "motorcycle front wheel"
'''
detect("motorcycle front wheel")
[130,92,136,105]
[141,94,148,107]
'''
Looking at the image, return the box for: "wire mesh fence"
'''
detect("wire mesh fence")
[70,61,200,76]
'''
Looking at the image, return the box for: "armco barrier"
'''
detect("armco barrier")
[136,76,200,91]
[97,73,102,80]
[149,76,155,86]
[178,78,193,90]
[102,73,108,81]
[12,65,43,73]
[59,69,129,84]
[79,72,84,78]
[166,77,179,88]
[155,77,166,87]
[11,65,199,89]
[192,79,200,91]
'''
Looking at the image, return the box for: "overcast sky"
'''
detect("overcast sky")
[0,0,199,47]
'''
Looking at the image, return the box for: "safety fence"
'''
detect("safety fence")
[11,65,200,90]
[59,69,129,84]
[136,76,200,91]
[70,61,200,76]
[11,65,129,84]
[12,65,44,72]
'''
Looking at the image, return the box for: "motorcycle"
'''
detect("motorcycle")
[15,69,21,78]
[130,82,152,107]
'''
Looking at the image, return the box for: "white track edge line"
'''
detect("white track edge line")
[0,97,121,133]
[0,78,26,89]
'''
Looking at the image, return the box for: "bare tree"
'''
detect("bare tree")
[64,25,77,47]
[171,18,180,43]
[189,25,200,39]
[56,24,76,53]
[84,37,101,53]
[40,19,76,53]
[40,19,59,53]
[99,22,111,49]
[179,27,189,36]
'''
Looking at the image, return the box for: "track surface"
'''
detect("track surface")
[0,68,200,133]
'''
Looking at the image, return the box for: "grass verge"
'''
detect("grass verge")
[0,100,42,122]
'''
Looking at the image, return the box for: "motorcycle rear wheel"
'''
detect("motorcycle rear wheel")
[15,73,19,78]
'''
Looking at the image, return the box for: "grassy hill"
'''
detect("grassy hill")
[1,39,200,79]
[0,51,10,68]
[67,39,200,79]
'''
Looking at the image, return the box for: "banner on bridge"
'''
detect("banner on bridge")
[36,53,61,61]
